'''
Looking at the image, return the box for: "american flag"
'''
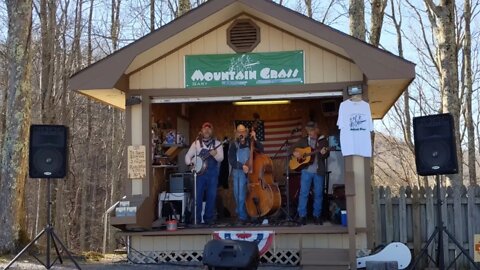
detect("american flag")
[234,118,302,159]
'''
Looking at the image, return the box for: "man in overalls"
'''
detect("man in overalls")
[228,124,263,225]
[185,122,224,225]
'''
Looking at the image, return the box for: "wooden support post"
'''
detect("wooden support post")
[345,156,357,270]
[344,154,371,269]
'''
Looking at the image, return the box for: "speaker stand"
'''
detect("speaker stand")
[408,175,479,270]
[5,179,81,270]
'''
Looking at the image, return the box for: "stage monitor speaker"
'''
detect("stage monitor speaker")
[203,239,259,270]
[29,125,68,178]
[413,113,458,176]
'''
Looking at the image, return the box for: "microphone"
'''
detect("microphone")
[318,135,326,141]
[290,127,300,134]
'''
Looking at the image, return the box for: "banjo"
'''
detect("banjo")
[190,139,227,175]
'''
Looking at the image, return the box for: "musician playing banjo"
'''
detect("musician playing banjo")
[292,121,329,225]
[185,122,224,225]
[228,124,264,225]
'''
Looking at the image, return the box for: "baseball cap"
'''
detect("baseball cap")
[202,122,213,129]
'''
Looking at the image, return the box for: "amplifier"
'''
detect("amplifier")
[169,173,193,193]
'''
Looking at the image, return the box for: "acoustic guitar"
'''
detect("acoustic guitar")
[289,146,332,171]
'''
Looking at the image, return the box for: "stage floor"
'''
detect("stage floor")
[118,220,349,236]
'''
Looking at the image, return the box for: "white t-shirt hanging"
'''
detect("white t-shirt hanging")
[337,99,373,157]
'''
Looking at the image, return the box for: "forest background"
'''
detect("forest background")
[0,0,478,254]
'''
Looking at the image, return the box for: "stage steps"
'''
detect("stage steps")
[301,248,350,269]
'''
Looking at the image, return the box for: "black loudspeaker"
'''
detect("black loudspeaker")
[29,125,68,178]
[203,239,259,270]
[413,113,458,176]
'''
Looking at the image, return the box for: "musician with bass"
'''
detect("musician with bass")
[184,122,224,225]
[291,121,329,225]
[228,124,264,225]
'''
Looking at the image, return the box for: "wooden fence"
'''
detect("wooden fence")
[373,184,480,269]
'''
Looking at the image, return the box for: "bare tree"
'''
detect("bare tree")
[424,0,462,186]
[71,0,90,251]
[304,0,313,18]
[463,0,476,185]
[178,0,191,17]
[349,0,365,40]
[0,29,7,162]
[382,0,419,185]
[370,0,388,47]
[111,0,121,51]
[39,0,57,124]
[0,0,33,254]
[150,0,155,32]
[389,0,413,148]
[54,0,72,246]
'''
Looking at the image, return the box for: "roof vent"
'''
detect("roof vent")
[227,19,260,53]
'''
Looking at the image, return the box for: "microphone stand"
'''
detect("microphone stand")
[189,139,200,227]
[272,129,299,225]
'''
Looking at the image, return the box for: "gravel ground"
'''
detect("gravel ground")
[0,257,300,269]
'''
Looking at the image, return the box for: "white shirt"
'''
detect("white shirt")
[337,99,373,157]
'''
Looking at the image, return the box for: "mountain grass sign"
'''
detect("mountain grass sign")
[185,51,304,88]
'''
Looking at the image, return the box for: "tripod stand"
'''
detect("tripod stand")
[5,179,81,270]
[409,175,479,270]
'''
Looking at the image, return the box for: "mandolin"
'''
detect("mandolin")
[289,146,333,171]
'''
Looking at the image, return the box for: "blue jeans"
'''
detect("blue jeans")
[232,169,248,221]
[297,171,324,218]
[195,159,218,224]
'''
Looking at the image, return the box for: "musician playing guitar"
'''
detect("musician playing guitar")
[291,121,329,225]
[228,124,264,225]
[185,122,224,225]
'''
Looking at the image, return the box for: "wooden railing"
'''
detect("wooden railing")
[373,184,480,269]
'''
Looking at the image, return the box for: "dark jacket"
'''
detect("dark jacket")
[218,140,230,188]
[228,138,264,170]
[292,136,329,175]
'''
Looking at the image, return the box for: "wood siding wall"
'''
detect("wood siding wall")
[129,16,363,89]
[130,232,367,252]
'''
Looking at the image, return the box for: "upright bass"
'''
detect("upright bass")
[245,119,281,218]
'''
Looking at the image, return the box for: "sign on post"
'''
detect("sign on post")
[475,234,480,262]
[127,145,146,179]
[185,51,304,88]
